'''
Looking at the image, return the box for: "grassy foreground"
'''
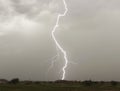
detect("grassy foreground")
[0,81,120,91]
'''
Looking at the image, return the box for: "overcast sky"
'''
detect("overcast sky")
[0,0,120,81]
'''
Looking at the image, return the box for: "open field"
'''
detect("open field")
[0,81,120,91]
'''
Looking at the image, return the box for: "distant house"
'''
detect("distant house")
[0,79,8,84]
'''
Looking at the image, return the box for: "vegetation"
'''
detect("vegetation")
[9,78,19,84]
[0,79,120,91]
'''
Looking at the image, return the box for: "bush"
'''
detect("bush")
[10,78,19,84]
[82,80,93,86]
[111,81,118,86]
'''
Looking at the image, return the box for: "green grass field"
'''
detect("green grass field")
[0,81,120,91]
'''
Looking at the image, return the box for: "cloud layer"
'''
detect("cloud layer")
[0,0,63,80]
[1,0,120,81]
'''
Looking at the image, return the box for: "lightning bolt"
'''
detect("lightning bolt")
[51,0,68,80]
